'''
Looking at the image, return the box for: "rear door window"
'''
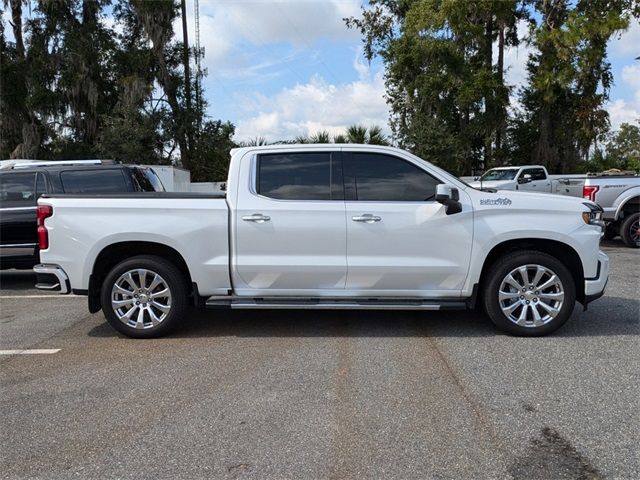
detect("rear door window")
[61,169,129,193]
[0,172,36,207]
[257,152,342,200]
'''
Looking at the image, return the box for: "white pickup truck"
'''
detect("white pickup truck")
[35,145,609,338]
[469,165,584,196]
[582,174,640,248]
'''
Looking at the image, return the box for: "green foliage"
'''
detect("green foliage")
[279,125,389,145]
[0,0,235,181]
[514,0,635,173]
[348,0,638,175]
[347,0,521,175]
[310,130,332,143]
[190,120,236,181]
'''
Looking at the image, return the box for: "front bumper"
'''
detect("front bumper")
[33,264,70,294]
[584,251,609,305]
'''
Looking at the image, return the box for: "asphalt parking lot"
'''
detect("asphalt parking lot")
[1,240,638,480]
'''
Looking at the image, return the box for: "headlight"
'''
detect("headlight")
[582,202,604,226]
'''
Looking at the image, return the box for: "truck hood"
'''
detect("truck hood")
[471,188,592,211]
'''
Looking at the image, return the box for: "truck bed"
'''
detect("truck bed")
[38,193,231,296]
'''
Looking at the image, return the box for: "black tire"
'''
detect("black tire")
[620,213,640,248]
[602,223,617,241]
[100,255,188,338]
[482,251,576,336]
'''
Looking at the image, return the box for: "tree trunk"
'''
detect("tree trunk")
[9,0,24,58]
[484,13,494,168]
[495,25,506,165]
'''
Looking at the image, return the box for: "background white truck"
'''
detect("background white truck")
[470,166,640,247]
[468,165,585,196]
[34,145,608,338]
[582,175,640,247]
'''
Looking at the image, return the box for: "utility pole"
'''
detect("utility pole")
[180,0,193,151]
[194,0,202,133]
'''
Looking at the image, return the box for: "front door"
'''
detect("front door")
[343,151,473,296]
[518,167,550,192]
[233,151,347,295]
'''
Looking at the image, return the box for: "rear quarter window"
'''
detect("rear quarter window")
[61,169,129,193]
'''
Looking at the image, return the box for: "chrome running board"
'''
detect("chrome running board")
[205,296,466,311]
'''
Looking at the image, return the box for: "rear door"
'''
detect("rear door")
[343,151,473,296]
[0,171,39,264]
[233,150,347,295]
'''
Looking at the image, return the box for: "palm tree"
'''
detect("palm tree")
[366,125,389,146]
[333,133,348,143]
[345,125,390,145]
[310,130,331,143]
[346,125,368,144]
[241,136,269,147]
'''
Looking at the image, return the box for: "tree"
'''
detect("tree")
[347,0,521,175]
[1,0,235,181]
[605,122,640,171]
[512,0,635,172]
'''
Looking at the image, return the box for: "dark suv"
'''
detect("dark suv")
[0,161,165,269]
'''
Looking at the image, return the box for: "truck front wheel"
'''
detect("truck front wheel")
[100,255,188,338]
[483,251,576,336]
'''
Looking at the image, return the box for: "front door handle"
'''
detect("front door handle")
[242,213,271,223]
[352,214,382,223]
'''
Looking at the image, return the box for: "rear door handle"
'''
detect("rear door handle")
[352,214,382,223]
[242,213,271,223]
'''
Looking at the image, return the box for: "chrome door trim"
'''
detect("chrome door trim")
[0,206,37,212]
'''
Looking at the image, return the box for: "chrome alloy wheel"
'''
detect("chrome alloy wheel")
[498,264,564,327]
[111,269,172,329]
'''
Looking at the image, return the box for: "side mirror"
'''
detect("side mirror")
[518,173,532,184]
[435,184,462,215]
[473,176,479,181]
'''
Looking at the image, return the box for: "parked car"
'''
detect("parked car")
[469,165,584,196]
[0,160,164,269]
[582,173,640,247]
[35,145,607,338]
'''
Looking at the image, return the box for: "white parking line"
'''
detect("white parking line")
[0,349,61,355]
[0,295,82,299]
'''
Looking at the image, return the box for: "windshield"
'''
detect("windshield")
[480,168,519,181]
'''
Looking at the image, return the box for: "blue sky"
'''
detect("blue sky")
[179,0,640,143]
[3,1,639,143]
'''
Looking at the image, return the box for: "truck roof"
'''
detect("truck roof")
[486,165,546,170]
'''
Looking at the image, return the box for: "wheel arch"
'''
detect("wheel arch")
[475,238,585,308]
[88,241,196,313]
[614,191,640,220]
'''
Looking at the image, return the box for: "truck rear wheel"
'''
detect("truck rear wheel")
[483,251,576,336]
[100,255,188,338]
[620,213,640,248]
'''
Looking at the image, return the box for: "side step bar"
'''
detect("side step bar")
[205,297,467,311]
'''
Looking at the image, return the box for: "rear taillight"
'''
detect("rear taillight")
[583,185,599,202]
[37,205,53,250]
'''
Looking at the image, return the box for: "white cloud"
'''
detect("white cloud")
[500,19,533,90]
[607,63,640,130]
[621,64,640,89]
[608,99,639,130]
[234,71,390,142]
[174,0,360,76]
